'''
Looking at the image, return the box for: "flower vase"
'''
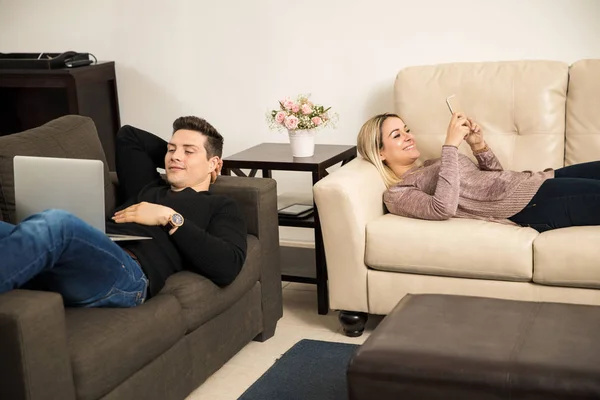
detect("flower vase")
[287,129,316,157]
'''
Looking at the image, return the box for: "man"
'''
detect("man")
[0,116,247,307]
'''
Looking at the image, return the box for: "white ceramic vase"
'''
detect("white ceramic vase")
[287,129,316,157]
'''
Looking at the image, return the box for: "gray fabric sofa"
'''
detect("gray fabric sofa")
[0,115,282,400]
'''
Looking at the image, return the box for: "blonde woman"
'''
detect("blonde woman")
[357,113,600,232]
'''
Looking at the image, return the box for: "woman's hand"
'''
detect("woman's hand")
[465,118,485,151]
[444,112,471,148]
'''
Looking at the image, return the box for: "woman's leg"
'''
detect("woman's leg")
[509,178,600,232]
[0,209,147,307]
[554,161,600,180]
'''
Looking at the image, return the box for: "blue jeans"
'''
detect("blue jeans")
[0,209,148,307]
[509,161,600,232]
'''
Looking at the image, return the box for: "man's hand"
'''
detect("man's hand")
[112,202,175,226]
[465,118,485,151]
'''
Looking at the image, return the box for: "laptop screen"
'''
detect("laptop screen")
[13,156,106,233]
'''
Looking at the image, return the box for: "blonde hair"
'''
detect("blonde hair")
[357,113,403,188]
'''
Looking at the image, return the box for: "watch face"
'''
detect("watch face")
[172,213,184,226]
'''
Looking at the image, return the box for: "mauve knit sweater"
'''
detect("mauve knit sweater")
[383,145,554,222]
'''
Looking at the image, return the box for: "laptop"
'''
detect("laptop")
[13,156,152,242]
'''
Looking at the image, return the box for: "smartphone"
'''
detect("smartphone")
[445,94,464,115]
[446,94,473,139]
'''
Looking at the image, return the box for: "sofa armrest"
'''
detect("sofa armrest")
[209,175,282,340]
[0,290,76,400]
[313,158,387,313]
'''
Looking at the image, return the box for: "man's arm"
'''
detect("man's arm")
[169,199,247,286]
[115,125,168,202]
[111,196,247,285]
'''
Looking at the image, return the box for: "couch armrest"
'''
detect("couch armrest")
[313,158,387,313]
[0,290,76,400]
[210,175,282,340]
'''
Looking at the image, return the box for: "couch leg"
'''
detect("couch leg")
[339,311,368,337]
[253,322,277,342]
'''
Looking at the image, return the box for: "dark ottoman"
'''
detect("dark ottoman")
[347,294,600,400]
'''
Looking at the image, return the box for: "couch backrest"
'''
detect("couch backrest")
[0,115,116,223]
[566,59,600,166]
[394,60,569,172]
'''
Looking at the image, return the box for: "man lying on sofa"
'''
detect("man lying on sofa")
[0,116,247,308]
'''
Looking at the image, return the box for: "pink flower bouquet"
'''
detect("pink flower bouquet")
[267,94,337,132]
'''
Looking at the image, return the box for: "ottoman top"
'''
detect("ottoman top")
[349,294,600,398]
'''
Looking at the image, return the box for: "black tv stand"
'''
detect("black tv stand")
[0,62,121,170]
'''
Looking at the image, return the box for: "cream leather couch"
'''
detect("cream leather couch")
[314,59,600,336]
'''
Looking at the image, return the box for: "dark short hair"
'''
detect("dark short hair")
[172,116,224,158]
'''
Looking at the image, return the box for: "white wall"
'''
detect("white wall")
[2,0,600,243]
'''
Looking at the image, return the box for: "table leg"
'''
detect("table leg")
[312,169,329,315]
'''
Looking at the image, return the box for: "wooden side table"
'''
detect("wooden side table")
[0,62,121,170]
[222,143,357,315]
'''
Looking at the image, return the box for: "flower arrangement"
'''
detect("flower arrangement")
[267,94,337,132]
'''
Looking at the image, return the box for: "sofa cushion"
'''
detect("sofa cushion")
[365,214,538,281]
[0,115,116,223]
[65,294,185,400]
[565,59,600,166]
[534,226,600,289]
[394,60,568,173]
[159,234,261,333]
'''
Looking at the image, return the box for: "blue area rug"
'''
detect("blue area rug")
[238,339,359,400]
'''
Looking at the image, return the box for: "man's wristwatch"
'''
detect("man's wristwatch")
[165,213,184,230]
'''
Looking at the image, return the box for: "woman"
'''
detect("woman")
[357,112,600,232]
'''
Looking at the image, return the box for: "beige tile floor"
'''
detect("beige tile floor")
[187,282,384,400]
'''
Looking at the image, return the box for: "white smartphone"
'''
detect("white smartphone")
[446,94,473,139]
[445,94,464,115]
